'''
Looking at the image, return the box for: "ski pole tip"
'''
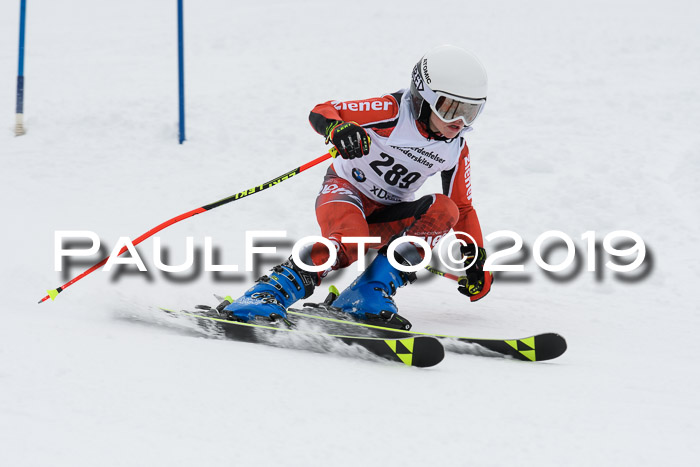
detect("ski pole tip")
[39,289,60,303]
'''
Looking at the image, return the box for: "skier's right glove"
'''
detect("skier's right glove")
[325,121,371,160]
[457,244,493,302]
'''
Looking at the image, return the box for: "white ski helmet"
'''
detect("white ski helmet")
[410,45,488,127]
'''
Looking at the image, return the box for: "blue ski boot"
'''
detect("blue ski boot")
[331,243,423,330]
[221,257,318,324]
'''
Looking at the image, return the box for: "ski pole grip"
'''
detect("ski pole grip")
[328,135,370,159]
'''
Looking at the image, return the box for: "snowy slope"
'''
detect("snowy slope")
[1,0,699,466]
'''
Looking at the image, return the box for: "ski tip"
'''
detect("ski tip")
[386,337,445,368]
[529,333,568,361]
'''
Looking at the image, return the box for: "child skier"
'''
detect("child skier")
[223,44,493,325]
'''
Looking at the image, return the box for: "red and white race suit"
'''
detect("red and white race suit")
[307,89,486,289]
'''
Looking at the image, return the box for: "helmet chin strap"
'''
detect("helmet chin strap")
[417,106,455,142]
[414,101,444,141]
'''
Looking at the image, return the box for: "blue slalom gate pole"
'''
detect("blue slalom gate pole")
[177,0,185,144]
[15,0,27,136]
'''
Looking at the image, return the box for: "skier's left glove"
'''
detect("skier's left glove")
[325,121,371,160]
[457,244,493,302]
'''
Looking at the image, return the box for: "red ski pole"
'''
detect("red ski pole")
[38,151,335,303]
[424,264,462,282]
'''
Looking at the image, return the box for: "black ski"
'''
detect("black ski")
[159,307,444,368]
[287,306,567,362]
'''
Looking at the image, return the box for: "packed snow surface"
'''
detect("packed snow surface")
[1,0,699,465]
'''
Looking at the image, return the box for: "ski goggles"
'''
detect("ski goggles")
[431,92,486,126]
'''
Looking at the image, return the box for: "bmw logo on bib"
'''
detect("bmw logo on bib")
[352,168,366,183]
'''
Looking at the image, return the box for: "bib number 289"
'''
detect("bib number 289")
[368,153,421,189]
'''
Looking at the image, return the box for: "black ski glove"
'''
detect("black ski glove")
[457,244,493,302]
[325,121,371,160]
